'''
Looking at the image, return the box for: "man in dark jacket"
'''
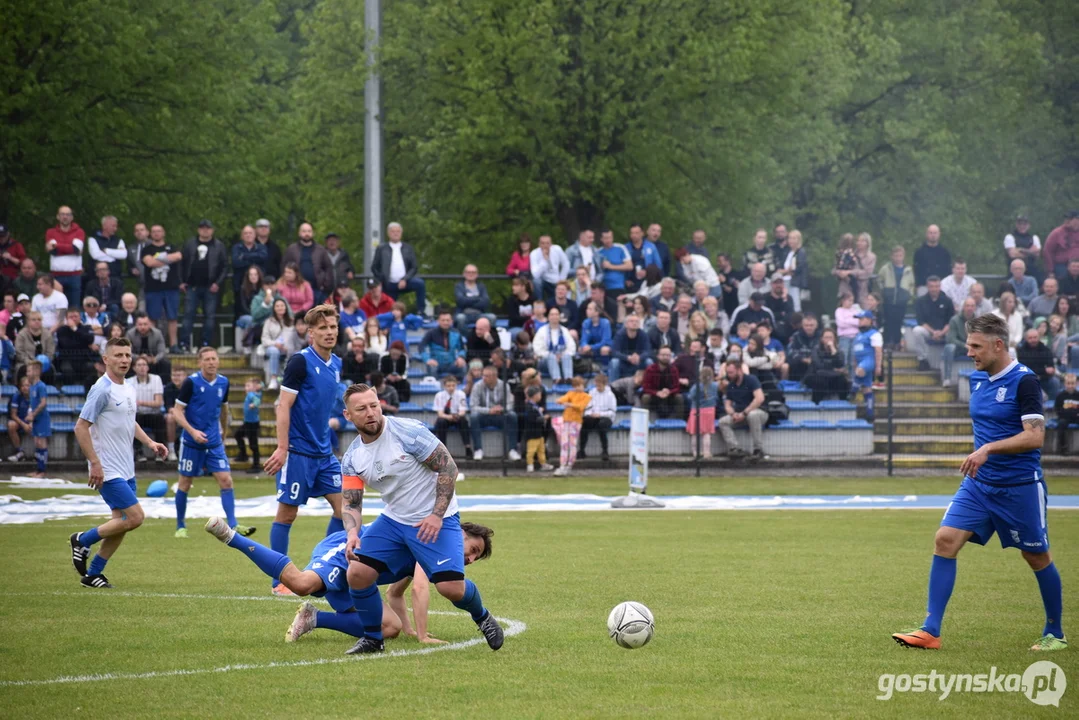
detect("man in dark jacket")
[55,308,96,385]
[126,312,171,379]
[909,276,954,371]
[454,264,495,333]
[282,222,334,305]
[83,261,124,317]
[372,222,426,315]
[786,313,821,382]
[610,314,652,381]
[1016,329,1061,400]
[466,317,500,365]
[913,224,952,296]
[324,233,355,288]
[180,219,229,350]
[254,219,283,277]
[231,224,269,319]
[647,309,682,356]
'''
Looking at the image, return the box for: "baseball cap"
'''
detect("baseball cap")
[255,218,271,227]
[16,293,29,303]
[1016,214,1029,222]
[198,219,214,228]
[325,232,339,240]
[0,224,8,235]
[855,310,875,319]
[1066,210,1079,219]
[367,278,381,289]
[771,275,785,284]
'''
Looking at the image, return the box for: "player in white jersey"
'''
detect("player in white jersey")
[70,338,168,588]
[337,382,504,655]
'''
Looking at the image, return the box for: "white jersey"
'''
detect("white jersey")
[341,416,457,525]
[79,374,138,481]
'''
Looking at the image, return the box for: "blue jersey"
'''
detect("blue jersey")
[243,390,262,423]
[626,240,661,270]
[597,244,631,292]
[968,360,1043,486]
[176,372,230,447]
[7,392,31,422]
[851,328,881,370]
[281,346,342,457]
[29,381,49,419]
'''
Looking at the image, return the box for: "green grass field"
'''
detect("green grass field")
[1,475,1077,718]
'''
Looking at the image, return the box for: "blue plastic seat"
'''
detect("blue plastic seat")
[836,419,872,429]
[819,400,856,409]
[787,400,815,411]
[652,419,686,430]
[798,420,836,429]
[61,385,85,396]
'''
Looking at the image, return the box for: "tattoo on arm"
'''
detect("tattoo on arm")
[423,443,458,518]
[1024,418,1045,430]
[342,488,364,533]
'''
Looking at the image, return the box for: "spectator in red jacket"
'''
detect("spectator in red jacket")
[359,278,395,319]
[641,346,684,419]
[1044,211,1079,279]
[0,225,26,282]
[505,233,532,278]
[45,205,86,307]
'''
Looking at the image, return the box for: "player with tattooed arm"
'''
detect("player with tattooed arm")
[337,382,505,655]
[893,313,1066,651]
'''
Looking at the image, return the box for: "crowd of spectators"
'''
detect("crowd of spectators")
[2,205,1078,463]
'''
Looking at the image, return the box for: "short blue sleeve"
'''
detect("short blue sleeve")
[79,382,110,424]
[1017,373,1044,420]
[281,353,307,395]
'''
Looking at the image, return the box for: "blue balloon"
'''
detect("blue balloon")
[146,479,169,498]
[35,354,51,372]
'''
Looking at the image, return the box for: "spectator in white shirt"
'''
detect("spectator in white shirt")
[529,234,569,304]
[532,307,577,380]
[88,215,128,280]
[737,263,769,305]
[939,258,976,309]
[31,274,69,331]
[565,229,598,281]
[675,247,720,291]
[432,374,473,459]
[579,372,615,461]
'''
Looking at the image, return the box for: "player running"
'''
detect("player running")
[172,347,255,539]
[893,313,1066,651]
[338,382,505,655]
[262,305,346,595]
[70,338,168,588]
[204,516,494,643]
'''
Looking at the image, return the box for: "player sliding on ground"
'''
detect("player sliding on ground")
[70,338,169,589]
[172,347,255,539]
[338,382,505,655]
[204,517,494,643]
[262,305,346,596]
[893,313,1066,652]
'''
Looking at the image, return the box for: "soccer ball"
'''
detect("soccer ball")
[607,601,654,649]
[456,472,466,482]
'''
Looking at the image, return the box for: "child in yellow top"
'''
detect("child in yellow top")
[552,376,592,476]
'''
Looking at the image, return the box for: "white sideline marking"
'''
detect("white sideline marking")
[0,593,526,687]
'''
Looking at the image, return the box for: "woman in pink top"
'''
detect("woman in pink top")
[850,232,877,304]
[834,292,860,371]
[276,262,314,317]
[505,233,532,278]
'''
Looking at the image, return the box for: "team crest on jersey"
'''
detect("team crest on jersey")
[374,460,384,474]
[315,366,320,375]
[217,388,223,398]
[974,381,982,391]
[995,387,1007,402]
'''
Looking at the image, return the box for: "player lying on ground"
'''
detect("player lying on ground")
[70,338,169,589]
[893,313,1066,652]
[172,347,255,539]
[339,383,504,655]
[204,518,493,643]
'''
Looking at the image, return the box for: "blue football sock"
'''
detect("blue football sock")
[226,533,291,581]
[175,490,188,529]
[922,555,956,637]
[316,610,365,638]
[864,390,875,422]
[269,522,292,587]
[34,447,47,472]
[88,554,108,576]
[453,579,488,623]
[1035,562,1064,639]
[79,528,102,547]
[347,584,384,640]
[326,516,344,536]
[220,488,237,528]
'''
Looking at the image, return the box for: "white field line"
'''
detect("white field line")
[0,592,526,688]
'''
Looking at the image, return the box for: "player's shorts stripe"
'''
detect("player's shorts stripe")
[280,456,289,489]
[343,474,364,490]
[1038,481,1047,530]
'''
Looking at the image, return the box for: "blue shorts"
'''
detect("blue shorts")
[305,533,413,612]
[100,478,139,511]
[32,413,51,438]
[356,512,465,583]
[178,442,231,477]
[276,452,342,506]
[941,477,1050,552]
[146,290,180,322]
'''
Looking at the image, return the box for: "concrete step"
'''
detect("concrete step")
[873,434,974,454]
[874,419,971,436]
[889,371,944,387]
[872,401,968,419]
[862,386,956,403]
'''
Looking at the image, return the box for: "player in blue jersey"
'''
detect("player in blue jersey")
[849,310,882,421]
[338,382,504,655]
[70,338,168,588]
[204,516,494,643]
[262,305,345,595]
[172,347,255,539]
[893,313,1066,651]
